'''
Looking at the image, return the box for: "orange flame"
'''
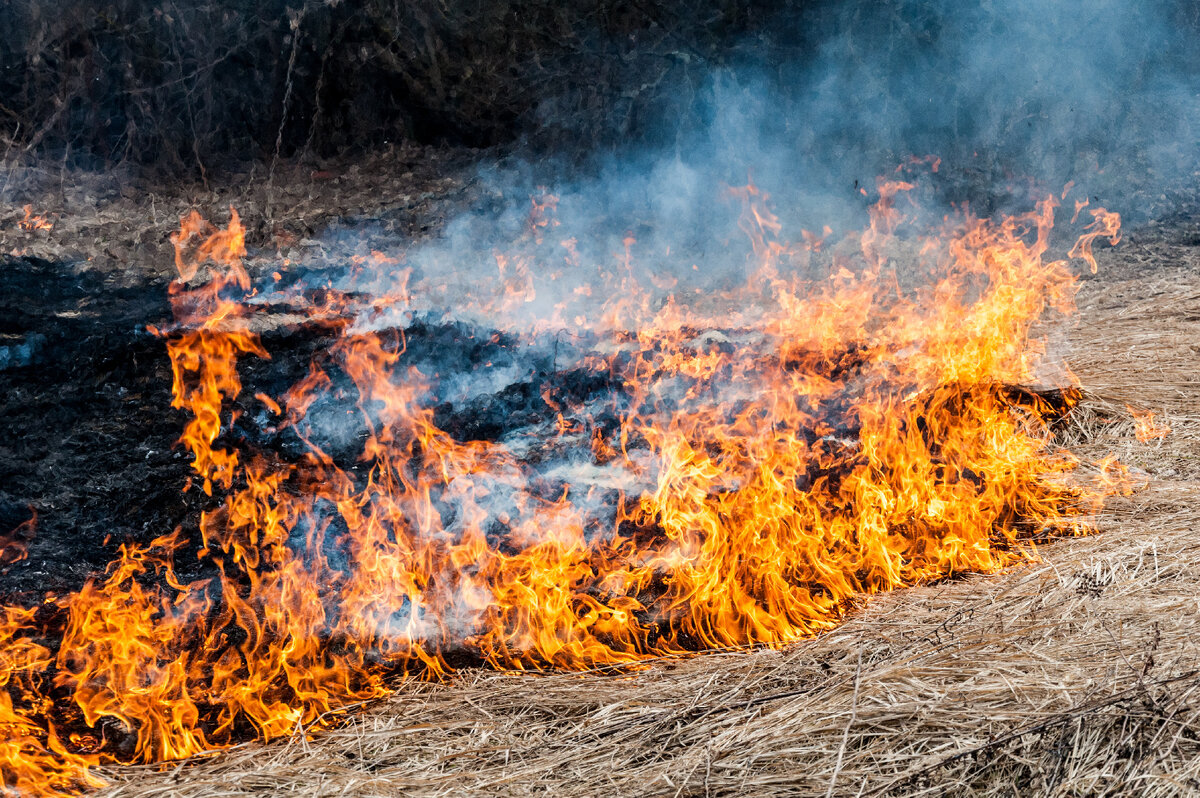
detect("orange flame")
[16,206,53,232]
[0,179,1127,794]
[1128,405,1171,443]
[0,509,35,569]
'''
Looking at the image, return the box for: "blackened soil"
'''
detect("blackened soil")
[0,256,205,601]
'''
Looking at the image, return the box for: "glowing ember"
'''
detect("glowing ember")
[0,511,34,570]
[0,173,1123,795]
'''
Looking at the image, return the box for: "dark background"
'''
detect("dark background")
[3,0,1197,186]
[0,0,790,170]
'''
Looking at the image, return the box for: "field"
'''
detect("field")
[3,160,1198,796]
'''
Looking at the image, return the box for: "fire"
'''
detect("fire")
[0,172,1123,795]
[1128,405,1171,443]
[16,206,53,233]
[0,510,35,569]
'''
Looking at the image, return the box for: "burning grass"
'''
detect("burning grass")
[89,477,1200,798]
[0,169,1128,795]
[94,273,1200,796]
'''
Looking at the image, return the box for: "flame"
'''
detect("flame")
[16,206,53,233]
[0,176,1126,794]
[1128,405,1171,443]
[0,509,35,569]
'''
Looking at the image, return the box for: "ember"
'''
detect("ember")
[0,172,1123,795]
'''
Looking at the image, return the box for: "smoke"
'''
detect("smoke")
[509,0,1198,222]
[308,0,1197,286]
[281,0,1196,451]
[274,0,1200,451]
[747,0,1199,212]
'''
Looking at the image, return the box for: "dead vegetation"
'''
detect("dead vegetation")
[0,0,782,171]
[4,0,1195,191]
[63,237,1200,796]
[0,145,477,282]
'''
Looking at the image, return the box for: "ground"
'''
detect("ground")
[2,154,1199,797]
[0,145,475,284]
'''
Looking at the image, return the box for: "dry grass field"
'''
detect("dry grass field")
[0,183,1176,797]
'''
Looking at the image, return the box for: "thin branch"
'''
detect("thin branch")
[826,645,863,798]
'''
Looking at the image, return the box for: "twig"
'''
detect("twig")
[265,6,308,226]
[826,645,863,798]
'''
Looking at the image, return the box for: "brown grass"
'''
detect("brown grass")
[0,146,474,282]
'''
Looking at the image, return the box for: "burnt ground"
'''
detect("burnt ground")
[0,256,193,598]
[1,150,1198,604]
[0,251,1089,609]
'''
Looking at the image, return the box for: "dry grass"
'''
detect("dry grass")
[17,194,1192,797]
[0,146,474,283]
